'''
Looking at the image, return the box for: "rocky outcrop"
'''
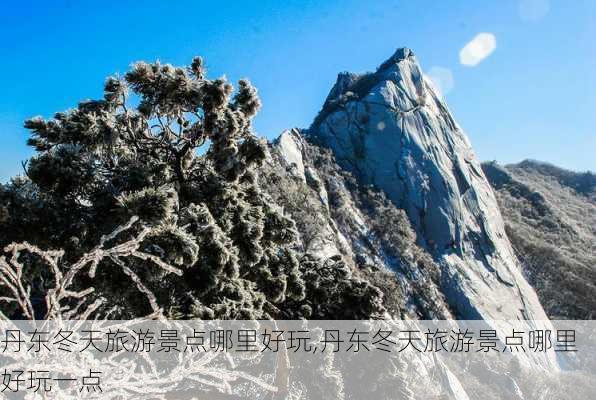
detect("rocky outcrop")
[305,47,550,325]
[261,128,452,319]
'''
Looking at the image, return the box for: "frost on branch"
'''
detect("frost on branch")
[0,55,387,320]
[0,216,182,320]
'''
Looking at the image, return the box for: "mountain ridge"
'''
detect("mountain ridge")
[483,159,596,319]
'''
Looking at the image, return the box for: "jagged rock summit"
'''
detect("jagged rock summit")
[302,48,549,323]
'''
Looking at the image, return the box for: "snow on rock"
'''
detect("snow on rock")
[269,129,344,260]
[306,48,555,364]
[275,129,306,182]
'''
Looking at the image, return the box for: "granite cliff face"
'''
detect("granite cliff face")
[302,47,549,323]
[257,49,564,394]
[262,128,452,320]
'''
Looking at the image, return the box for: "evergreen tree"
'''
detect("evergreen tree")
[0,57,385,319]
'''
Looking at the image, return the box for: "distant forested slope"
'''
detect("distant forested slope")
[483,160,596,319]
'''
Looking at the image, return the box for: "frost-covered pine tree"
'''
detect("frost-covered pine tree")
[0,57,385,319]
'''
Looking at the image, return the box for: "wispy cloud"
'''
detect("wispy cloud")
[459,33,497,67]
[424,66,454,98]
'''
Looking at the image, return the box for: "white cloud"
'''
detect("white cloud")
[424,67,454,98]
[519,0,550,22]
[459,33,497,67]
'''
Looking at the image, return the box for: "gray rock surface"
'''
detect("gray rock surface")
[306,47,549,324]
[263,128,452,320]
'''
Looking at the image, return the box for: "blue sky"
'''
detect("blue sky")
[1,0,594,182]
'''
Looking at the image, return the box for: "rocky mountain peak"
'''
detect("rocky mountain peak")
[313,47,425,131]
[304,47,551,329]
